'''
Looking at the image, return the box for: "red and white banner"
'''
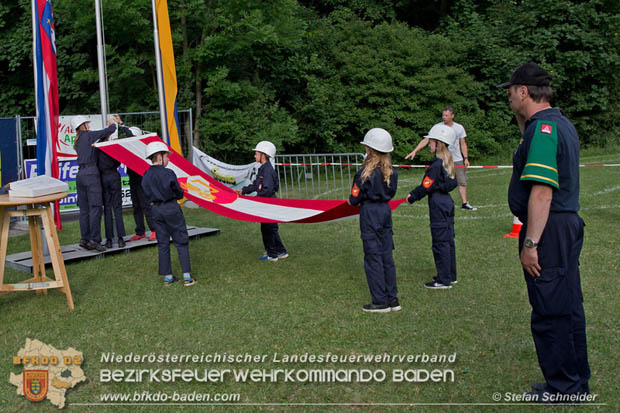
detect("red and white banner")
[96,136,406,223]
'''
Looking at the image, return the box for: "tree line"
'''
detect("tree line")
[1,0,619,162]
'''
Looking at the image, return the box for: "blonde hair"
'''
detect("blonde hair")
[435,141,455,179]
[361,147,394,186]
[73,130,83,150]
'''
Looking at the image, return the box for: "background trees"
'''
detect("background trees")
[1,0,618,162]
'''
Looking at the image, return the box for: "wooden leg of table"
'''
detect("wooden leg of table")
[42,205,74,310]
[29,213,47,296]
[0,208,8,288]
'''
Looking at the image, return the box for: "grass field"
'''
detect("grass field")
[1,149,619,412]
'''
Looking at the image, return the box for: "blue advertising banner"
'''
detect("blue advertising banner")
[24,159,132,211]
[0,118,19,186]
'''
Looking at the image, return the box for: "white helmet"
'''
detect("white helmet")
[361,128,393,153]
[253,141,276,158]
[71,115,90,131]
[145,141,170,159]
[425,123,456,146]
[128,126,142,136]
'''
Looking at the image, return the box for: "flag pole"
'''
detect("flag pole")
[152,0,169,145]
[95,0,108,124]
[31,0,39,134]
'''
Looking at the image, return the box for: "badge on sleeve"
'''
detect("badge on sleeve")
[351,183,360,197]
[422,176,434,189]
[540,124,553,134]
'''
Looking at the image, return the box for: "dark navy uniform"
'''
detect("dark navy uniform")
[408,158,457,286]
[142,165,191,275]
[123,127,154,236]
[349,167,398,305]
[508,107,590,395]
[241,161,287,258]
[98,144,126,242]
[75,123,117,244]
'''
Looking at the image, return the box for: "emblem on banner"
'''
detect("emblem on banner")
[180,176,238,204]
[23,370,49,402]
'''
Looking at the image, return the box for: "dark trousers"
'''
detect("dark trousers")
[362,229,397,305]
[76,169,103,243]
[129,175,154,235]
[520,213,590,394]
[260,222,286,257]
[431,216,456,285]
[152,201,191,275]
[101,170,126,240]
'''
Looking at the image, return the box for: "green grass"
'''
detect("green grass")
[1,149,619,412]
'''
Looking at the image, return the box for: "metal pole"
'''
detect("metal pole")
[152,0,169,144]
[188,108,193,161]
[16,116,24,179]
[31,0,39,164]
[95,0,108,124]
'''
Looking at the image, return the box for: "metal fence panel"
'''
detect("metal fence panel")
[274,153,364,200]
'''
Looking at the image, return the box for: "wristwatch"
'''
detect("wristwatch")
[524,238,538,249]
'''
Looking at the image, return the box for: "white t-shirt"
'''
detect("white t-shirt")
[434,121,466,162]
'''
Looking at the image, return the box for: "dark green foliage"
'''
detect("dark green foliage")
[1,0,618,161]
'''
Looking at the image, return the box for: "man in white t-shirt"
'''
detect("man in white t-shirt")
[405,107,477,210]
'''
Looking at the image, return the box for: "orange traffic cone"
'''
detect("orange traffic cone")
[503,216,523,238]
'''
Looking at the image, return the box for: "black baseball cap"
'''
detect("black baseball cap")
[497,62,551,88]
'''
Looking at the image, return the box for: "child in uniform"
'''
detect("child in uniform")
[141,141,196,286]
[407,123,458,289]
[235,141,288,261]
[348,128,399,313]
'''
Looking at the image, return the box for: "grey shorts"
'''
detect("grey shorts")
[455,160,467,186]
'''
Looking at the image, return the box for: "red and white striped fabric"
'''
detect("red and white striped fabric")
[96,136,406,223]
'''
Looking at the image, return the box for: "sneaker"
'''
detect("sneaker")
[424,281,452,289]
[388,299,402,312]
[259,255,278,262]
[118,238,126,248]
[148,232,157,241]
[79,240,89,250]
[88,241,106,252]
[461,202,477,211]
[277,252,289,259]
[129,234,145,242]
[451,280,458,284]
[183,277,197,287]
[105,239,113,249]
[163,276,178,286]
[362,303,391,313]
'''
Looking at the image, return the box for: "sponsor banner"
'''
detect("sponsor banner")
[24,159,132,211]
[56,115,120,160]
[192,146,259,190]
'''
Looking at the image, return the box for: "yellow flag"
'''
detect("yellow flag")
[156,0,182,154]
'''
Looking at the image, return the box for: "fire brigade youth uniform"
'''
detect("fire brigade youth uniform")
[141,164,191,278]
[123,127,155,238]
[508,107,590,395]
[408,157,457,286]
[98,144,126,246]
[349,167,399,307]
[75,122,118,248]
[241,160,287,259]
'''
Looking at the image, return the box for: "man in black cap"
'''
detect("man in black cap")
[499,62,590,400]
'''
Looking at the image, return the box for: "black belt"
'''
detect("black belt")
[79,162,97,169]
[151,199,174,206]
